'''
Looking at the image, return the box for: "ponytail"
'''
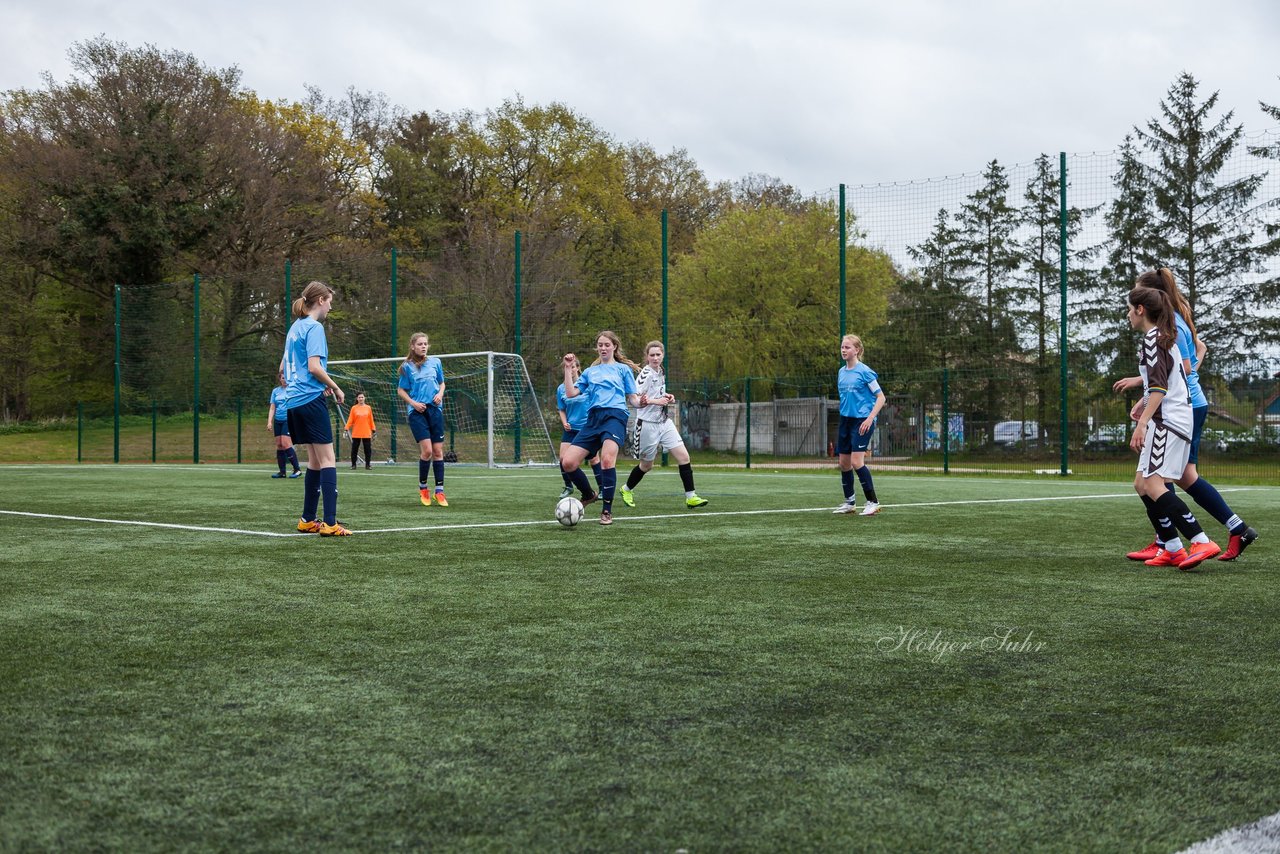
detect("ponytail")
[293,281,335,318]
[1128,286,1177,350]
[1135,267,1195,340]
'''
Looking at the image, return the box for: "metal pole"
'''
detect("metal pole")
[745,377,752,470]
[487,352,495,468]
[1059,153,1069,476]
[77,402,83,463]
[152,400,157,463]
[390,248,398,459]
[236,397,243,464]
[661,210,669,468]
[284,259,292,337]
[942,368,950,475]
[113,285,121,464]
[513,232,522,463]
[839,184,847,338]
[193,273,201,465]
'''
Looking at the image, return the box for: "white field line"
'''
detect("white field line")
[0,481,1261,538]
[0,510,295,538]
[1177,809,1280,853]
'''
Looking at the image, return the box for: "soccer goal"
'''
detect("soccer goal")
[326,351,558,468]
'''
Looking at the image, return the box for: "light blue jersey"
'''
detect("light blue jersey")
[270,386,289,421]
[1174,314,1207,408]
[399,357,445,416]
[838,362,883,418]
[575,362,637,415]
[283,316,328,407]
[558,382,590,430]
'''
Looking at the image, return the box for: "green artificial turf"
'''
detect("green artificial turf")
[1,464,1276,850]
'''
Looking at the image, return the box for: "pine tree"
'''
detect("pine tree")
[1018,154,1099,442]
[955,160,1023,433]
[1137,72,1269,367]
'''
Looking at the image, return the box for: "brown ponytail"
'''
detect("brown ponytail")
[1135,268,1195,340]
[293,281,335,318]
[1128,286,1177,350]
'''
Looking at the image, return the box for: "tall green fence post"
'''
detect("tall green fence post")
[152,400,157,463]
[389,248,398,461]
[284,259,292,337]
[514,231,522,463]
[942,368,950,475]
[236,397,243,464]
[113,285,121,464]
[1059,153,1069,476]
[661,210,669,468]
[745,377,752,470]
[193,273,201,465]
[77,402,83,463]
[839,183,847,338]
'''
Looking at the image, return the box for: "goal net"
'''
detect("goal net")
[326,351,557,467]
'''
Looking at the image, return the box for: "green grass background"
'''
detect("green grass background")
[1,464,1276,851]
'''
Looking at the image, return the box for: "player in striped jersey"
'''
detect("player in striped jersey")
[1115,268,1258,561]
[618,341,708,510]
[1126,286,1219,570]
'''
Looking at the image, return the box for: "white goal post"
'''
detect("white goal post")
[326,351,558,468]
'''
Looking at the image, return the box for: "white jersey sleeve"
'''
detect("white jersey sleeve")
[634,365,669,422]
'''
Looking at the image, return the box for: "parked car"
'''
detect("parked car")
[1084,424,1128,451]
[993,420,1040,447]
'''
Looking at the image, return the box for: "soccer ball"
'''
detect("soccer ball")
[555,496,584,527]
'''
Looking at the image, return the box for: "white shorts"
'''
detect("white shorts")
[1137,423,1190,480]
[634,419,684,461]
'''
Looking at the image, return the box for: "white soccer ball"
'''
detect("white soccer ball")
[555,496,584,527]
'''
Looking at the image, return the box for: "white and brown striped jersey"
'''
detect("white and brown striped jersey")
[634,364,669,422]
[1138,327,1193,440]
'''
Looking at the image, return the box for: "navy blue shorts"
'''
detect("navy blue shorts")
[272,419,290,437]
[837,415,874,454]
[1188,405,1208,464]
[408,406,445,444]
[571,409,628,456]
[286,395,332,445]
[561,428,580,445]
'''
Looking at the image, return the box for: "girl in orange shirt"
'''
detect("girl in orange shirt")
[343,392,377,469]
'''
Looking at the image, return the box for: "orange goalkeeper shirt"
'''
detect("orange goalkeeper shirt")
[345,404,377,439]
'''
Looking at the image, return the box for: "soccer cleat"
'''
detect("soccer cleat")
[1177,541,1222,571]
[581,491,599,507]
[685,493,708,508]
[1144,547,1188,567]
[289,470,302,478]
[620,486,636,508]
[1126,541,1161,561]
[420,488,432,506]
[860,502,881,516]
[1218,527,1258,561]
[297,518,321,534]
[271,472,287,478]
[558,485,574,500]
[599,509,613,526]
[434,490,448,507]
[832,500,857,514]
[317,521,353,537]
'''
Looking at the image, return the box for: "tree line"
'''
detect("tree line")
[2,39,1277,427]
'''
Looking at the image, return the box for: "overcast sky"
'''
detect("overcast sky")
[3,0,1278,193]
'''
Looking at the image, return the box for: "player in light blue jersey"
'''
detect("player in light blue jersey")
[560,330,641,525]
[266,370,301,478]
[397,332,449,507]
[556,354,603,499]
[1113,268,1257,562]
[281,281,350,536]
[833,334,886,516]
